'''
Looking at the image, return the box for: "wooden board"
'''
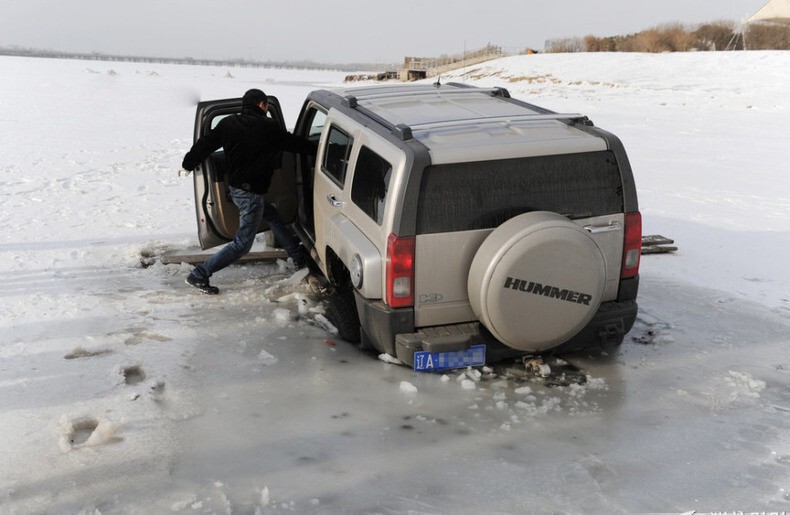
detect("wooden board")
[641,245,679,255]
[642,234,675,246]
[160,248,287,265]
[641,234,677,254]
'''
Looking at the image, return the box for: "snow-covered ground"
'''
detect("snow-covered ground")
[1,52,789,513]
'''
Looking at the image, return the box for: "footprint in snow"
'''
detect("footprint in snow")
[58,415,120,452]
[64,347,112,360]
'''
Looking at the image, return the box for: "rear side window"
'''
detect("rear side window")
[416,151,624,234]
[351,147,392,225]
[322,125,353,186]
[210,109,276,130]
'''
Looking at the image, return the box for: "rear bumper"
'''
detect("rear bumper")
[355,292,638,368]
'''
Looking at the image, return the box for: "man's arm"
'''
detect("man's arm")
[272,126,318,157]
[182,128,223,171]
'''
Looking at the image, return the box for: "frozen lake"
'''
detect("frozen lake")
[1,52,789,513]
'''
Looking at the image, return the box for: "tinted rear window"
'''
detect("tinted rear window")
[416,151,623,234]
[351,147,392,225]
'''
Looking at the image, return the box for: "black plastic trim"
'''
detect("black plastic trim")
[353,292,414,356]
[617,275,640,302]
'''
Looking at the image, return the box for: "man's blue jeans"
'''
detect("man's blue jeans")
[192,187,301,280]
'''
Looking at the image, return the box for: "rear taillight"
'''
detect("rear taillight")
[386,233,415,308]
[621,211,642,279]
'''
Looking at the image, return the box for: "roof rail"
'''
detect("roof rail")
[343,86,506,105]
[338,87,589,140]
[340,86,517,141]
[445,82,511,98]
[341,99,415,141]
[409,113,588,131]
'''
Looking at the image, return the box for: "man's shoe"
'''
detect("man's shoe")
[185,273,219,295]
[291,247,309,270]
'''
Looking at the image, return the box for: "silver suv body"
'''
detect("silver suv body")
[191,83,641,371]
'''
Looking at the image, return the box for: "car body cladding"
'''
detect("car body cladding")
[191,96,293,251]
[342,130,404,299]
[352,139,431,355]
[570,121,640,304]
[413,230,488,327]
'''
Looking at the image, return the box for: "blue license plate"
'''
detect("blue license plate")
[413,344,486,372]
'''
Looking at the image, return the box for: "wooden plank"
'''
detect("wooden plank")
[161,249,287,265]
[642,234,675,246]
[641,245,678,255]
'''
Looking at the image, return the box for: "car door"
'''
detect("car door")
[312,116,357,268]
[291,103,328,243]
[190,96,297,250]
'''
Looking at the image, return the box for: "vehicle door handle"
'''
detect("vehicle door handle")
[327,194,345,208]
[583,221,621,234]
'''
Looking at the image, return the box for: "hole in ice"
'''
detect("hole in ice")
[70,418,99,445]
[123,365,146,385]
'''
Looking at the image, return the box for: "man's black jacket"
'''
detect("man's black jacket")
[182,106,315,194]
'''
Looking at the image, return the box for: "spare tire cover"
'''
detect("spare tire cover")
[468,211,606,352]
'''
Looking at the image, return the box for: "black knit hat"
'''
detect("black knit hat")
[242,88,268,107]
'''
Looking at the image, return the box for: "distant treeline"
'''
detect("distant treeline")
[0,46,394,72]
[546,21,790,53]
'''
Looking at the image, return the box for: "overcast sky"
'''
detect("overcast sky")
[0,0,768,63]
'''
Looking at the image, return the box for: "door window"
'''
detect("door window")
[321,125,353,187]
[351,146,392,225]
[300,108,326,176]
[296,106,327,237]
[306,110,327,140]
[209,109,276,130]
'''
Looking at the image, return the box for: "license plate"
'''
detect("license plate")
[413,344,486,372]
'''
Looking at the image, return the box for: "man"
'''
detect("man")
[181,89,314,294]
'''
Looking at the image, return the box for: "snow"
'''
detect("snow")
[1,52,789,512]
[399,381,419,394]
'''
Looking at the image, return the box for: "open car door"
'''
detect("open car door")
[190,96,298,250]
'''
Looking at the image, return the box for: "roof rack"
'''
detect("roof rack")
[342,86,509,106]
[336,87,589,141]
[340,98,415,140]
[409,113,588,132]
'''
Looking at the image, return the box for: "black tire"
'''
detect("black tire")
[326,289,361,343]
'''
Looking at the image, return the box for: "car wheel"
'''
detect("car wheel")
[468,211,607,352]
[327,288,361,343]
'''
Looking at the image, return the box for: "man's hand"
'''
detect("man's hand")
[178,168,192,177]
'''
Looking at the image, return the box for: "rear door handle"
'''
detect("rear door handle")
[583,221,621,234]
[327,194,345,208]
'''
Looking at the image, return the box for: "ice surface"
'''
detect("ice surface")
[0,53,789,512]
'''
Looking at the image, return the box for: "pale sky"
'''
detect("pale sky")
[0,0,767,63]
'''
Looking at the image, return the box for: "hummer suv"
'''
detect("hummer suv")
[190,83,641,371]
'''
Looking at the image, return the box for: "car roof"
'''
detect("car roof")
[334,83,607,164]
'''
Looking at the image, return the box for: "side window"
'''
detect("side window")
[299,107,327,174]
[321,125,353,186]
[351,147,392,225]
[210,114,228,130]
[306,109,327,141]
[209,110,275,130]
